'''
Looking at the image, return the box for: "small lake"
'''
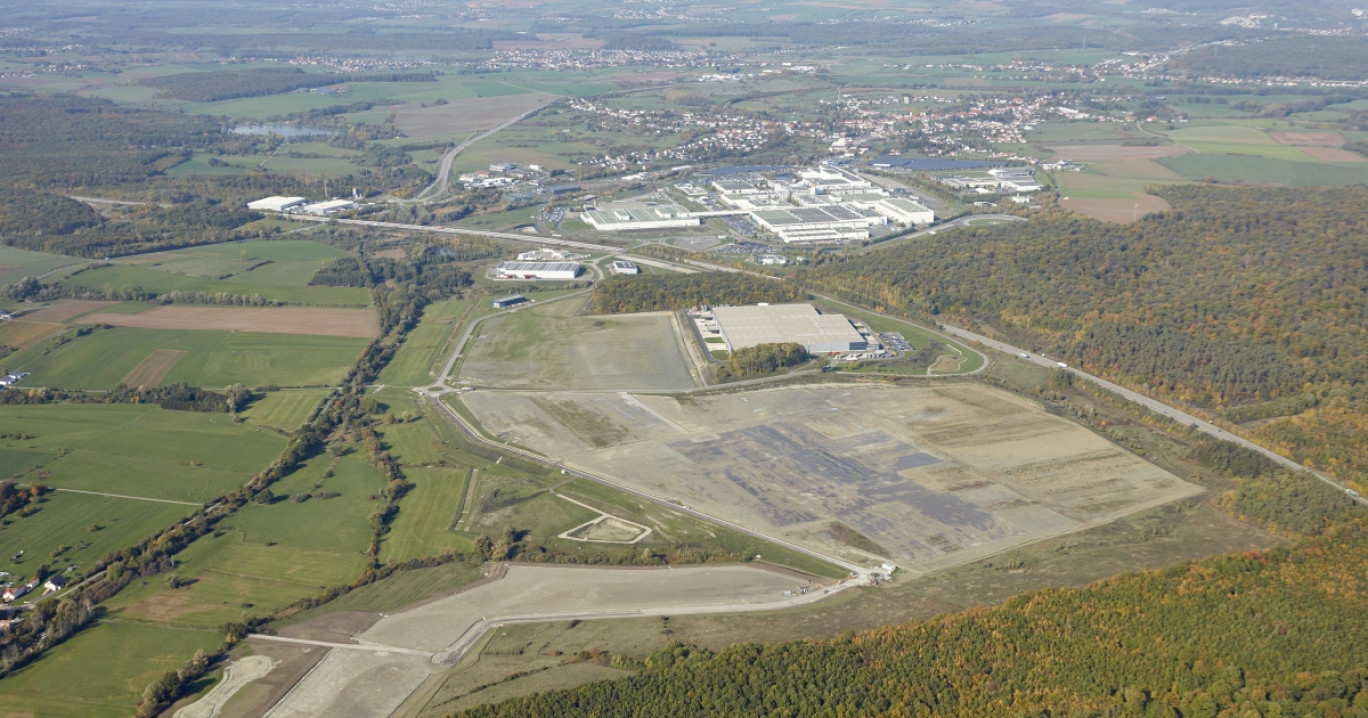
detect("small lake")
[230,123,337,138]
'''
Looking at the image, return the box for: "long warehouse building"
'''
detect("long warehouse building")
[711,303,868,354]
[495,261,582,280]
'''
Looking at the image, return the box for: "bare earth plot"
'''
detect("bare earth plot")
[392,92,559,138]
[1267,131,1345,147]
[121,348,188,387]
[1061,194,1172,223]
[463,384,1200,570]
[74,306,378,338]
[257,565,802,718]
[1300,146,1366,163]
[458,306,696,391]
[18,299,116,322]
[1048,144,1190,161]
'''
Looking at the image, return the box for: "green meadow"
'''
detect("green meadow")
[0,491,191,576]
[0,621,221,718]
[8,326,368,390]
[0,246,86,288]
[60,262,370,307]
[0,403,284,503]
[239,389,329,431]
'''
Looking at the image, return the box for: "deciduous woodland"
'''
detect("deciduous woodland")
[802,185,1368,479]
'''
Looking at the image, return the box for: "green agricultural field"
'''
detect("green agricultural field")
[102,530,367,629]
[0,246,86,288]
[377,421,446,465]
[61,262,370,307]
[1158,153,1368,186]
[227,455,383,555]
[8,326,368,390]
[0,403,285,503]
[0,492,190,576]
[133,240,348,286]
[0,621,221,718]
[381,466,475,563]
[239,389,329,430]
[377,298,470,386]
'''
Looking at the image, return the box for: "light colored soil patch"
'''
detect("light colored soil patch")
[1300,146,1366,163]
[366,565,804,653]
[1267,131,1344,147]
[19,299,116,322]
[565,516,649,542]
[392,92,559,138]
[468,384,1200,571]
[121,349,188,387]
[176,655,278,718]
[1062,193,1173,223]
[262,565,802,718]
[929,354,963,373]
[74,306,378,338]
[1048,144,1190,161]
[0,320,68,350]
[370,248,408,260]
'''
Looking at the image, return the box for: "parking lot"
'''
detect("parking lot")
[880,332,912,353]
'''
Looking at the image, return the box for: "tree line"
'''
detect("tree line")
[137,67,436,103]
[591,273,807,314]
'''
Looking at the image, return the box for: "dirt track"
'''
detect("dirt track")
[75,306,378,338]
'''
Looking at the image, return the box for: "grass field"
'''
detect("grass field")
[377,421,446,465]
[0,491,192,576]
[61,262,370,307]
[124,240,348,286]
[0,403,284,503]
[0,246,86,288]
[0,319,67,352]
[239,389,329,431]
[0,620,221,718]
[226,455,383,555]
[377,299,471,386]
[103,530,367,629]
[380,466,476,563]
[8,326,367,389]
[1158,153,1368,186]
[459,301,696,391]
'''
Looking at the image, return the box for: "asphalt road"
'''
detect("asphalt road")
[416,102,559,203]
[936,323,1367,507]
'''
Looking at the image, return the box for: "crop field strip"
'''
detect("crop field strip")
[120,348,188,387]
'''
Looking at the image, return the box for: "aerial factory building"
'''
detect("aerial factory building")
[494,261,582,280]
[711,303,869,354]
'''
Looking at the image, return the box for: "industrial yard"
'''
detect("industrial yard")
[459,384,1200,570]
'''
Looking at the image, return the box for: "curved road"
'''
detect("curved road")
[416,101,559,203]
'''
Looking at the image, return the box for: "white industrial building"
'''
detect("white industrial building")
[847,196,935,225]
[711,303,869,354]
[495,261,582,280]
[610,261,640,274]
[581,204,701,231]
[247,196,306,212]
[302,199,356,215]
[750,205,885,244]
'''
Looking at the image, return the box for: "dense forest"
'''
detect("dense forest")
[591,274,807,314]
[721,342,809,380]
[0,95,222,188]
[1,199,261,257]
[460,517,1368,717]
[800,185,1368,480]
[1168,36,1368,81]
[0,189,102,236]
